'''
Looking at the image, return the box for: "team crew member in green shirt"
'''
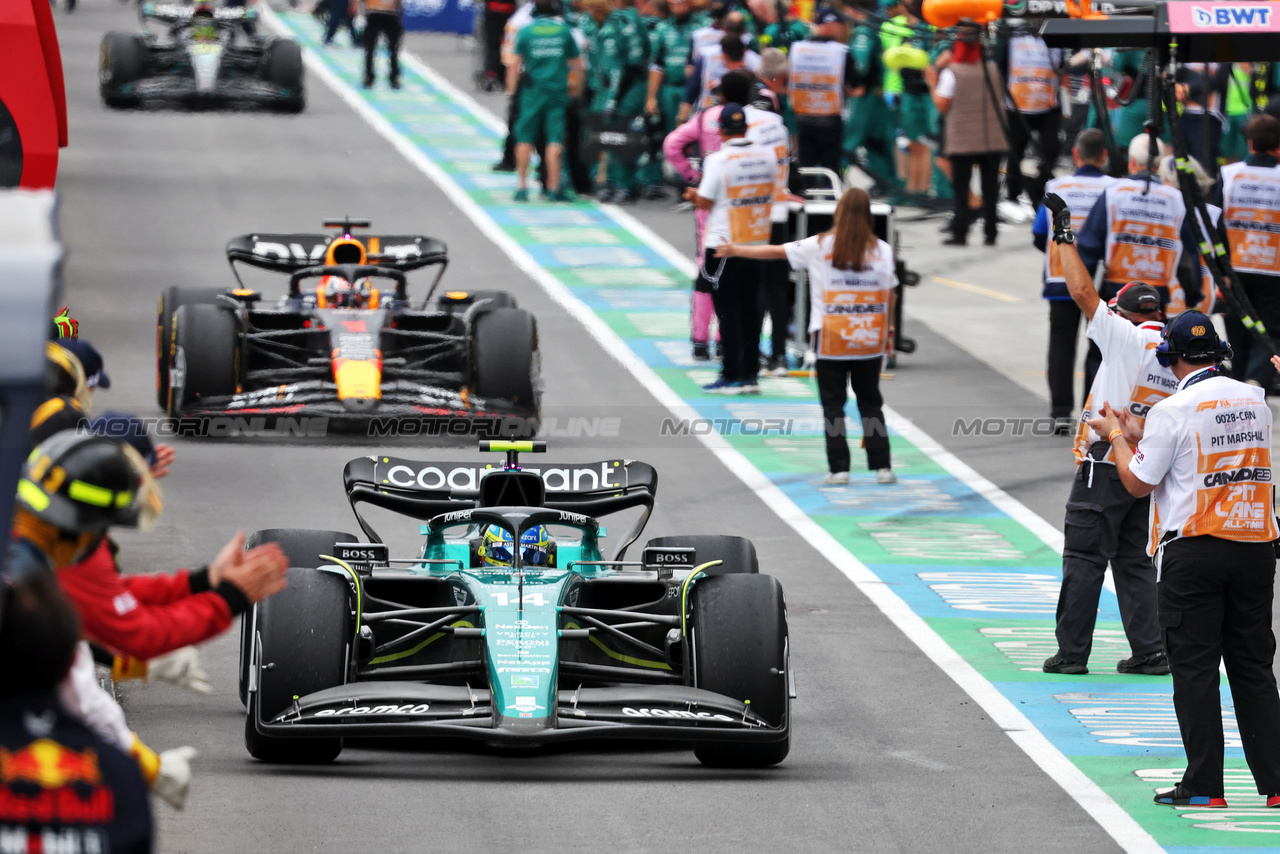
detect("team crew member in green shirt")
[595,0,651,203]
[646,0,705,140]
[844,0,901,194]
[508,0,584,202]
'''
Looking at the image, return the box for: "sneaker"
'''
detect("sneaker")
[550,187,574,203]
[1042,654,1089,675]
[876,468,897,484]
[1018,197,1038,219]
[607,188,636,205]
[513,188,529,202]
[941,234,967,247]
[824,471,850,485]
[1117,651,1170,675]
[692,341,710,361]
[736,381,761,395]
[1153,785,1228,808]
[362,77,374,89]
[983,234,998,247]
[642,184,667,201]
[767,359,789,378]
[389,79,401,90]
[671,200,695,213]
[702,377,736,394]
[492,160,516,173]
[1053,416,1074,436]
[594,186,613,203]
[997,199,1030,224]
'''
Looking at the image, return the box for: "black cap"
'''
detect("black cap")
[1112,282,1161,314]
[814,5,845,23]
[1164,310,1224,360]
[719,103,747,134]
[59,339,110,390]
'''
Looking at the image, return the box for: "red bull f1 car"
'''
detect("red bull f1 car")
[239,441,792,767]
[100,2,304,112]
[156,219,541,423]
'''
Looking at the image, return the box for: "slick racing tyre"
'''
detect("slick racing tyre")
[100,32,145,108]
[472,308,540,415]
[690,574,790,767]
[245,566,349,763]
[644,535,759,576]
[156,287,222,410]
[238,529,358,707]
[435,289,517,316]
[265,39,305,113]
[169,303,239,417]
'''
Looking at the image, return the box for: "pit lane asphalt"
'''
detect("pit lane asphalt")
[54,4,1118,851]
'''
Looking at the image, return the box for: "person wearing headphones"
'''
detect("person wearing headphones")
[1087,313,1280,810]
[1039,192,1175,677]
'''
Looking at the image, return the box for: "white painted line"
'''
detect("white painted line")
[262,11,1156,851]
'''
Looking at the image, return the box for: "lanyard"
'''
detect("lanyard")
[1180,366,1220,391]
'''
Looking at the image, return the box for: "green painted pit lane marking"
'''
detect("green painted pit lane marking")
[268,10,1280,847]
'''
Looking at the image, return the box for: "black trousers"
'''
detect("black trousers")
[756,221,792,361]
[1005,108,1061,208]
[948,152,1000,242]
[1047,299,1082,419]
[1055,446,1161,663]
[363,12,402,85]
[705,251,761,384]
[796,117,843,175]
[323,0,359,45]
[482,8,512,77]
[1047,300,1100,420]
[1224,273,1280,387]
[1159,536,1280,798]
[816,358,891,473]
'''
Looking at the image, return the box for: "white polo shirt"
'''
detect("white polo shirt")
[697,137,776,250]
[1129,367,1278,555]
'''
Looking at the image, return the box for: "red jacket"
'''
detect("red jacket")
[58,539,248,661]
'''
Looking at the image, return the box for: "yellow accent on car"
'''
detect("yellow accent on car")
[368,621,475,665]
[680,560,723,637]
[334,360,381,400]
[565,621,672,670]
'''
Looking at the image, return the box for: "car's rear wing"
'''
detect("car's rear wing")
[226,233,448,274]
[342,454,658,559]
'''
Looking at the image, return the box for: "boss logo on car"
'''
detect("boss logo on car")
[642,546,695,565]
[313,703,431,717]
[333,543,389,564]
[621,707,734,722]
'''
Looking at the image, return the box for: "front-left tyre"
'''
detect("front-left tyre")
[99,32,145,108]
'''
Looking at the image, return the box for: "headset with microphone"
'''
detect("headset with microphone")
[1154,311,1233,368]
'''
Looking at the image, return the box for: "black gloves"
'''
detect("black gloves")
[1044,193,1074,245]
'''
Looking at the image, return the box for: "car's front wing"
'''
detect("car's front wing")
[179,380,530,422]
[250,683,789,745]
[116,75,297,106]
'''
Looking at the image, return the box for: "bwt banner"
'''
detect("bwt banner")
[403,0,476,34]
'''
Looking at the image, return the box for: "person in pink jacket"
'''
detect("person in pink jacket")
[664,104,724,360]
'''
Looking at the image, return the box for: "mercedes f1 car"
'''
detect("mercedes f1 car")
[100,2,304,111]
[239,441,792,767]
[155,219,541,422]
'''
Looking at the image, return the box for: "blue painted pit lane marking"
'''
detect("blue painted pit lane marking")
[265,9,1280,847]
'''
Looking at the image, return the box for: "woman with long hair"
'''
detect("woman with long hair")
[717,187,898,484]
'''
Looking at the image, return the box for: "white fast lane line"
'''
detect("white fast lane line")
[259,9,1156,850]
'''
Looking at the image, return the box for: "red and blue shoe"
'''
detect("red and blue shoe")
[1154,785,1228,808]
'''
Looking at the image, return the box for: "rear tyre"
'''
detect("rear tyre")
[644,535,759,575]
[266,39,305,113]
[156,287,223,410]
[244,566,349,763]
[690,574,790,768]
[472,308,539,415]
[100,32,145,107]
[238,529,358,706]
[169,303,239,417]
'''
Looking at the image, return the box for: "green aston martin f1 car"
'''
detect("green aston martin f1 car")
[240,441,792,767]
